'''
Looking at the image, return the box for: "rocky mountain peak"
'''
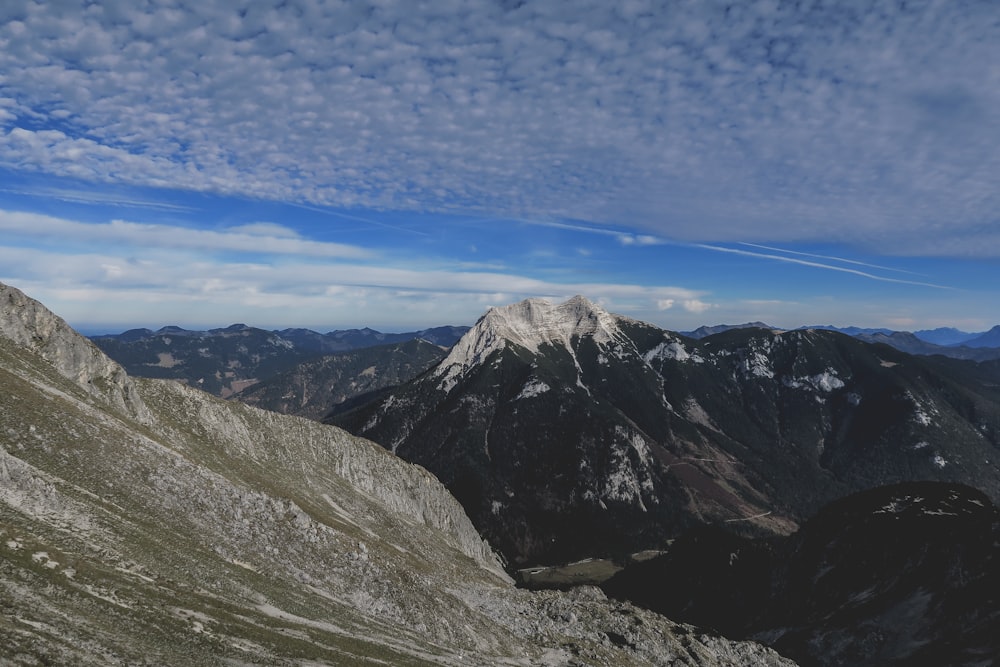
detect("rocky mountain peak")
[433,295,624,391]
[491,295,622,351]
[0,282,151,423]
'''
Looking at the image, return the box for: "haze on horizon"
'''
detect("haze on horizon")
[1,1,998,333]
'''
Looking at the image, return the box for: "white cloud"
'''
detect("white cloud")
[226,222,300,238]
[682,299,714,314]
[616,234,663,246]
[0,226,707,329]
[0,1,996,255]
[0,209,371,259]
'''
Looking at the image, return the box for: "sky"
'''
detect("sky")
[2,0,999,334]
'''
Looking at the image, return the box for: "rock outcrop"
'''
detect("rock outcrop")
[0,283,151,423]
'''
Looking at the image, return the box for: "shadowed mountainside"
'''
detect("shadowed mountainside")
[603,481,1000,667]
[333,296,1000,567]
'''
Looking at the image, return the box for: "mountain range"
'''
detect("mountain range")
[684,323,1000,361]
[0,282,796,665]
[688,322,1000,347]
[89,315,1000,418]
[331,296,1000,569]
[90,323,468,398]
[235,338,449,420]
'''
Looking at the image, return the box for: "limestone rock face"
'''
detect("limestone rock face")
[0,283,151,423]
[0,281,795,666]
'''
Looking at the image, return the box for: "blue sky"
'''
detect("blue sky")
[2,0,999,333]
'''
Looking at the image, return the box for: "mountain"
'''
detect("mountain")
[697,326,1000,362]
[90,324,315,397]
[332,296,1000,568]
[800,325,896,337]
[854,331,1000,362]
[235,338,449,420]
[91,324,469,398]
[683,322,774,339]
[963,325,1000,349]
[855,331,961,357]
[602,481,1000,667]
[913,327,980,346]
[0,281,794,666]
[271,325,468,354]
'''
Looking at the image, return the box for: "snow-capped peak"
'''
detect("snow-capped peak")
[433,296,623,391]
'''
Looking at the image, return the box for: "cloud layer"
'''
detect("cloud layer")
[2,0,998,255]
[0,207,709,329]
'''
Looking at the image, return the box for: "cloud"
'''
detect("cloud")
[0,207,709,327]
[1,1,996,255]
[0,209,371,259]
[617,234,663,246]
[226,222,300,238]
[0,251,708,330]
[682,299,714,314]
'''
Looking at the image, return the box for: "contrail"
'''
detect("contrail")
[696,244,952,289]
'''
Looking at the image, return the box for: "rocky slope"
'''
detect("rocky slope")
[332,296,1000,566]
[0,282,793,666]
[603,481,1000,667]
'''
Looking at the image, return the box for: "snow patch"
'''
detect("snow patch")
[744,351,774,378]
[782,369,844,392]
[809,371,844,392]
[644,338,703,364]
[874,494,925,514]
[516,378,550,400]
[906,391,936,426]
[932,455,947,468]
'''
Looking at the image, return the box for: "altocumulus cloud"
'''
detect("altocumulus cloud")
[1,1,999,255]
